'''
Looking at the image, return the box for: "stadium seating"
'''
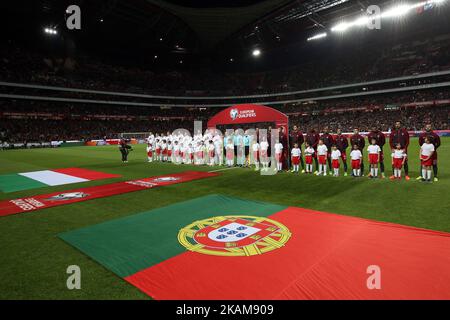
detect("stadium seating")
[1,31,450,95]
[0,97,448,143]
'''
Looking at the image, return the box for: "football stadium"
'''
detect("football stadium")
[1,0,450,306]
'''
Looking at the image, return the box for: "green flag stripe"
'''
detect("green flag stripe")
[59,194,287,277]
[0,174,49,193]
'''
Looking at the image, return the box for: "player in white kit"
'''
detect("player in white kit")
[213,134,223,165]
[225,139,234,167]
[367,139,381,178]
[208,141,215,166]
[173,141,181,164]
[251,140,260,171]
[420,137,435,182]
[331,145,342,177]
[350,145,363,177]
[274,142,283,171]
[304,143,315,174]
[291,144,301,173]
[391,143,407,179]
[259,139,269,171]
[146,139,153,163]
[316,140,328,176]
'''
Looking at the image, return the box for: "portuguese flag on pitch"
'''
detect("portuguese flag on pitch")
[0,168,120,193]
[59,195,450,300]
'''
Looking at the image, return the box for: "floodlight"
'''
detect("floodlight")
[307,32,327,41]
[354,16,369,26]
[381,5,411,18]
[331,22,350,32]
[44,27,57,35]
[252,49,261,57]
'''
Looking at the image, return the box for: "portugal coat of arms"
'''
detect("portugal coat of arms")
[178,215,291,257]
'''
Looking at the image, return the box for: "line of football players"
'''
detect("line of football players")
[287,122,440,182]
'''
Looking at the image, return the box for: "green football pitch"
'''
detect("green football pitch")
[0,137,449,299]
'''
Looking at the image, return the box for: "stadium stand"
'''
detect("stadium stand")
[1,30,450,95]
[1,0,449,145]
[1,90,448,143]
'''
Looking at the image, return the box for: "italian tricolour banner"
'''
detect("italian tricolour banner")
[0,168,120,193]
[0,171,217,217]
[59,195,450,300]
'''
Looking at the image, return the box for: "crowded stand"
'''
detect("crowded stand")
[288,105,449,133]
[1,94,449,144]
[1,29,450,96]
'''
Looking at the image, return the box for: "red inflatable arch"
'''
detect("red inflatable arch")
[207,104,289,131]
[207,104,290,168]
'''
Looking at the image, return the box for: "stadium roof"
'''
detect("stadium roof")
[145,0,292,48]
[141,0,394,53]
[2,0,447,69]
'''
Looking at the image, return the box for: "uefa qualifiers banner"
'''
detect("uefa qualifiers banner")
[0,171,218,218]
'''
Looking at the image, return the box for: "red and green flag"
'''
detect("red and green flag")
[59,195,450,300]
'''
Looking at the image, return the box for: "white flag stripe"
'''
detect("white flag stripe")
[19,170,89,186]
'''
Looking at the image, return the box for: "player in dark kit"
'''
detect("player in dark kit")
[335,128,349,176]
[119,138,133,163]
[350,128,366,176]
[305,128,320,172]
[279,126,289,170]
[367,126,386,178]
[389,121,410,180]
[320,126,335,174]
[267,127,273,158]
[418,123,441,182]
[289,125,305,172]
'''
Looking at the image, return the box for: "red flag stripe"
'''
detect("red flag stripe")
[52,168,121,180]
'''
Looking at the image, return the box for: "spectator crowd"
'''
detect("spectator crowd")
[1,31,450,96]
[1,98,448,144]
[1,27,450,145]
